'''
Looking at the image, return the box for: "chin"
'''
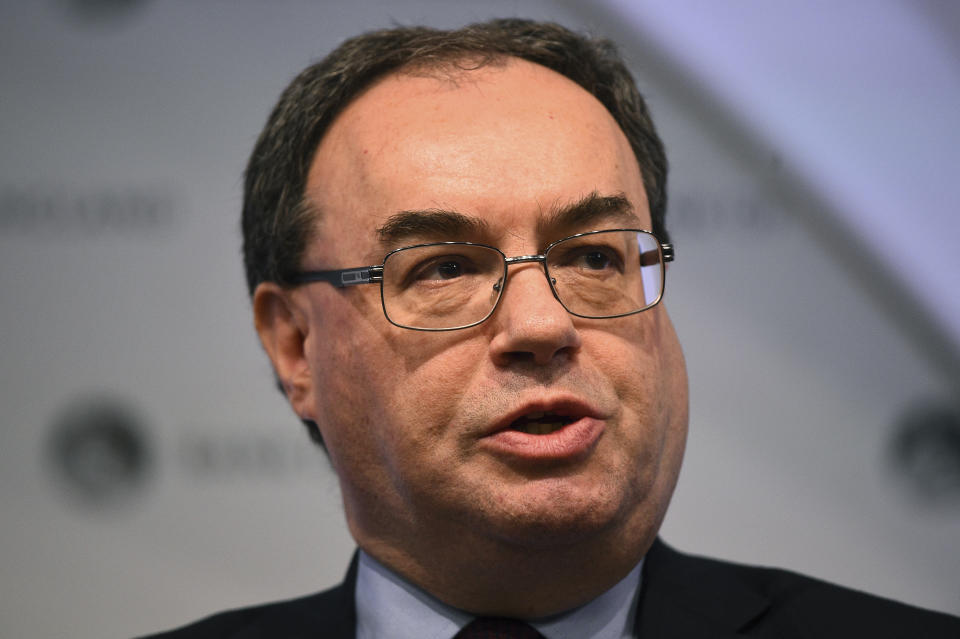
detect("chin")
[468,475,651,550]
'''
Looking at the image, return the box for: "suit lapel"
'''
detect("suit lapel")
[241,553,359,639]
[312,552,359,639]
[634,539,770,638]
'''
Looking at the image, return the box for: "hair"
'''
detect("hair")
[241,18,669,447]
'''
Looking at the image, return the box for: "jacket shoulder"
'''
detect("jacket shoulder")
[138,559,357,639]
[642,540,960,638]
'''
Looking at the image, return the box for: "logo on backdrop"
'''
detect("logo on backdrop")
[45,392,328,512]
[0,185,176,236]
[46,394,153,509]
[669,188,791,238]
[889,398,960,505]
[59,0,152,25]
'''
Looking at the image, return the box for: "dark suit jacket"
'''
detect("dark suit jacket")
[140,539,960,638]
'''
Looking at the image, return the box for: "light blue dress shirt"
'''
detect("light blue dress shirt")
[355,550,643,639]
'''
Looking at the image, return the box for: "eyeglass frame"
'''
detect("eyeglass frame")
[289,228,675,332]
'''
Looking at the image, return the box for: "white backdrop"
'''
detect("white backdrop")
[2,2,958,637]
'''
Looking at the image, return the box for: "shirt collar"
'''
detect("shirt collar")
[355,551,643,639]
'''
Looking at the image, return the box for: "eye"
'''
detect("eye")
[410,255,478,282]
[562,245,623,272]
[579,250,613,270]
[422,259,466,280]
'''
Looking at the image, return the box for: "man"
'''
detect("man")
[145,19,959,638]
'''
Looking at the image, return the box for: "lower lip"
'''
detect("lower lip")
[481,417,605,462]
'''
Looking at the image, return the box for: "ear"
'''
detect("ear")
[253,282,316,422]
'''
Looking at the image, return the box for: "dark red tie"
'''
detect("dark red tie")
[454,617,545,639]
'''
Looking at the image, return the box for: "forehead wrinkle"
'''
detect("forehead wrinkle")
[536,192,643,235]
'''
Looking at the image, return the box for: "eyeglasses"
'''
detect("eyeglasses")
[290,228,674,331]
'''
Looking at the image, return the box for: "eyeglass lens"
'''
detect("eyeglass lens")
[381,230,664,330]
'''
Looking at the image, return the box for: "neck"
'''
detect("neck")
[355,518,654,617]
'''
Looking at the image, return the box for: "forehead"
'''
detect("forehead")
[304,58,648,260]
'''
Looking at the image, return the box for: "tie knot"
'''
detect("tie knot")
[454,617,545,639]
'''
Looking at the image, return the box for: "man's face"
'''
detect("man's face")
[265,59,687,583]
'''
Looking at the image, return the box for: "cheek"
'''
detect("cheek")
[634,310,688,495]
[380,338,487,444]
[303,293,395,471]
[587,309,687,451]
[308,295,485,472]
[584,314,658,395]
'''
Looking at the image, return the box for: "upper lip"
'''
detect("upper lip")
[485,395,604,436]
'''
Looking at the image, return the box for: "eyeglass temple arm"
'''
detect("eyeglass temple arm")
[640,243,674,267]
[289,266,384,288]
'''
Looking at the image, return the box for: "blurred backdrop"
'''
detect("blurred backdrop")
[2,1,958,637]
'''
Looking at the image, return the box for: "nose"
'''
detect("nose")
[487,262,582,366]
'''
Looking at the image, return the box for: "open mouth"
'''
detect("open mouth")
[484,401,604,460]
[509,411,576,435]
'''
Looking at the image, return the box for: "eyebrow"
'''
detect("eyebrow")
[376,209,491,249]
[537,192,642,234]
[374,192,641,252]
